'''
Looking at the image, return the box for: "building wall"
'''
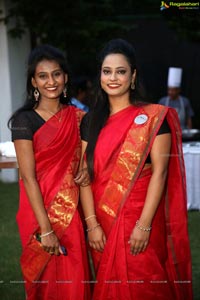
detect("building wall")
[0,0,30,181]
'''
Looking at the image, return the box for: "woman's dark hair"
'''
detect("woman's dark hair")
[86,38,146,179]
[8,44,71,127]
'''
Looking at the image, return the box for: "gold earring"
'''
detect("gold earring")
[34,88,40,101]
[131,82,135,90]
[63,86,67,98]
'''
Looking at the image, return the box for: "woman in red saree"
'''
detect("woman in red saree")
[80,39,193,300]
[10,45,91,300]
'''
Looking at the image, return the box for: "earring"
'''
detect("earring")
[63,86,67,98]
[131,82,135,90]
[34,88,40,101]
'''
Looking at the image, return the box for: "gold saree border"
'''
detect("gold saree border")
[46,109,84,238]
[21,109,84,285]
[98,104,168,221]
[95,105,192,299]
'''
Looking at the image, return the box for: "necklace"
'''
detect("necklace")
[47,109,63,122]
[44,105,63,122]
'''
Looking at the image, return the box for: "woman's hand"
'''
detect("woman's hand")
[88,226,106,252]
[41,232,63,256]
[74,168,90,186]
[128,226,150,256]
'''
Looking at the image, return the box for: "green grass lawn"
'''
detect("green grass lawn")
[0,182,24,300]
[0,181,199,300]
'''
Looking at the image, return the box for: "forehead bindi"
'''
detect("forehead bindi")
[35,60,62,74]
[102,54,130,70]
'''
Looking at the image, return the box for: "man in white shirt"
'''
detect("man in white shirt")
[159,67,194,129]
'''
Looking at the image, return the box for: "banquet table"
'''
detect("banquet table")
[0,156,18,169]
[183,142,200,210]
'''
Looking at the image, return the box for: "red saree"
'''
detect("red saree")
[16,106,91,300]
[91,104,193,300]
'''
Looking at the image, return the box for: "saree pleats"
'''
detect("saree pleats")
[91,104,192,300]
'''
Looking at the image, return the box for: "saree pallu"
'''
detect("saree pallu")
[16,106,91,300]
[91,104,193,300]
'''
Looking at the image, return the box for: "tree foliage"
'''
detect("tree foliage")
[4,2,129,50]
[2,0,138,73]
[1,0,199,75]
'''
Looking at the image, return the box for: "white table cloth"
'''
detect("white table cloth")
[0,141,16,157]
[183,142,200,210]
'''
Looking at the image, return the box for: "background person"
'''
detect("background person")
[159,67,194,129]
[71,76,92,112]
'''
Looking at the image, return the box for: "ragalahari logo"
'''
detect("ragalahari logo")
[160,1,199,10]
[160,1,170,10]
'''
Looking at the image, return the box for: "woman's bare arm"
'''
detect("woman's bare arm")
[80,184,106,252]
[79,141,106,252]
[79,141,96,223]
[74,139,90,186]
[14,139,62,255]
[129,133,171,255]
